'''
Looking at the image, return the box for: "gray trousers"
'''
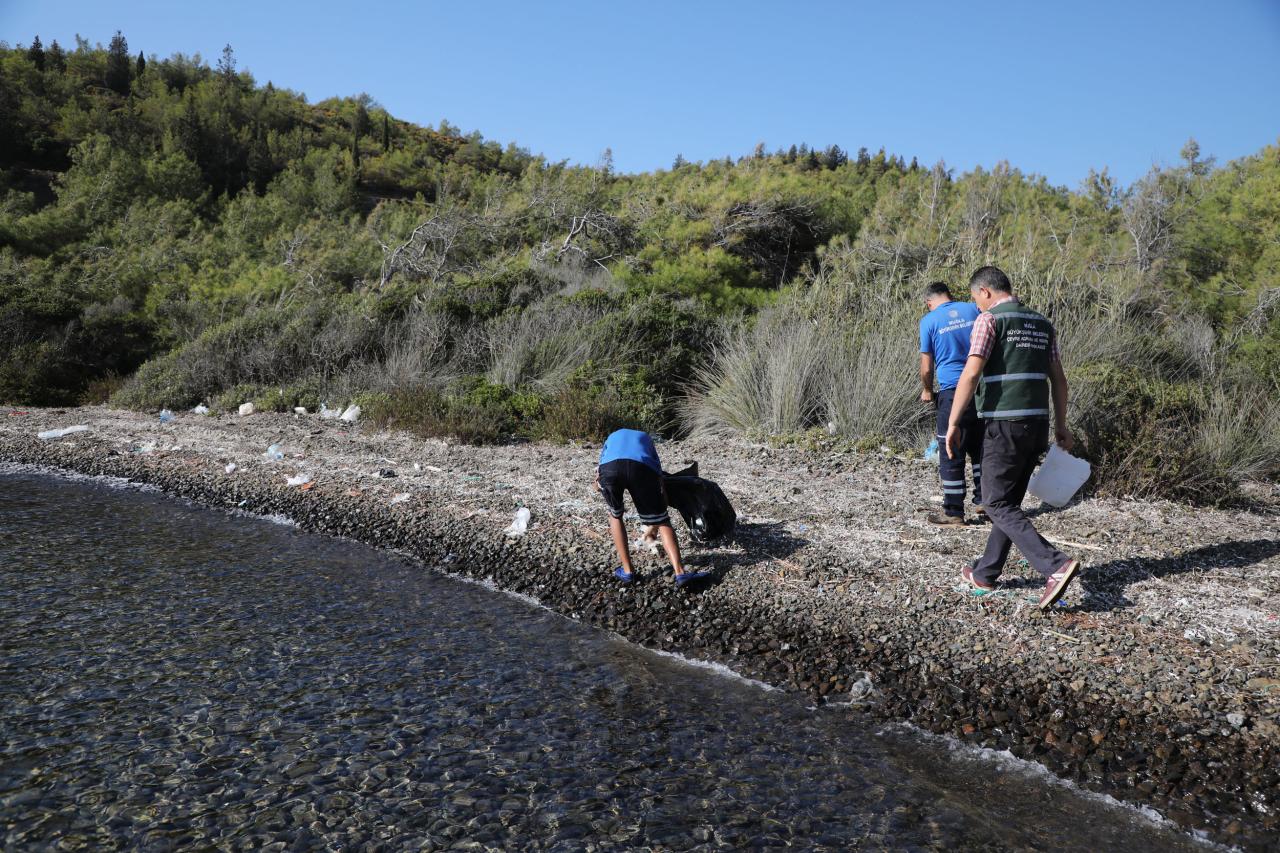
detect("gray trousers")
[972,419,1069,584]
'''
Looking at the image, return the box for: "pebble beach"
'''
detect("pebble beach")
[2,406,1278,848]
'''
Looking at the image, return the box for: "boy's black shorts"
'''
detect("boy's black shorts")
[597,459,670,526]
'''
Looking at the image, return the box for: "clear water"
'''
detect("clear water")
[0,470,1207,851]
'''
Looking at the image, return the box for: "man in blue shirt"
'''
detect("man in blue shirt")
[595,429,710,586]
[918,282,983,526]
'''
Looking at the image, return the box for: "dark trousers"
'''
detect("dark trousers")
[936,388,982,518]
[972,419,1069,583]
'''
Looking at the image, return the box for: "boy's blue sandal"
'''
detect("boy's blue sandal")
[674,571,712,587]
[614,566,635,583]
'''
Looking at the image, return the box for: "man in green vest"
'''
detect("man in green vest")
[945,266,1082,610]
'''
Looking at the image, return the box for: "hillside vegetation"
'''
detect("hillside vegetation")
[2,34,1279,501]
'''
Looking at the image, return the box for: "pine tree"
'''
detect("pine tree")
[353,102,370,139]
[135,51,146,79]
[672,153,687,169]
[216,44,236,83]
[785,144,797,163]
[351,130,362,173]
[105,31,131,95]
[27,36,45,71]
[909,156,919,172]
[382,113,391,152]
[47,40,66,72]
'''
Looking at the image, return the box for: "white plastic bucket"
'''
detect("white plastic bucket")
[1028,444,1091,507]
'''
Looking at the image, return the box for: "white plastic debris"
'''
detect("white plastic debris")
[1028,444,1091,507]
[238,402,256,416]
[285,473,311,487]
[158,409,175,424]
[192,404,209,415]
[339,404,361,423]
[293,406,307,415]
[225,463,237,474]
[390,493,411,505]
[413,463,421,472]
[319,403,338,420]
[504,507,531,538]
[264,444,284,462]
[37,425,90,440]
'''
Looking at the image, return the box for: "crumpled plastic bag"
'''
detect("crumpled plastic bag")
[505,507,531,537]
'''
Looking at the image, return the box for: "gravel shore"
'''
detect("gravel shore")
[3,406,1278,847]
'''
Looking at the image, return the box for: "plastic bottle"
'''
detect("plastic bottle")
[158,409,175,424]
[264,444,284,462]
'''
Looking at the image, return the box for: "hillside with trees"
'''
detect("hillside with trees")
[2,34,1278,500]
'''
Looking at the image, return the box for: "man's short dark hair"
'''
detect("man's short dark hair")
[923,281,951,300]
[969,266,1012,293]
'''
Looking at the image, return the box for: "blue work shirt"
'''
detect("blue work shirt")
[599,429,662,473]
[919,301,980,390]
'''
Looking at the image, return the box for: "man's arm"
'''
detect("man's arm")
[945,355,986,458]
[918,353,935,402]
[1048,359,1074,451]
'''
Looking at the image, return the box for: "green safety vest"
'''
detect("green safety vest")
[975,300,1054,420]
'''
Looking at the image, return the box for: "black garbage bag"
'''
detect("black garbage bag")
[663,461,737,543]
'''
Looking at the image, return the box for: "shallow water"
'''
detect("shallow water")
[0,470,1206,851]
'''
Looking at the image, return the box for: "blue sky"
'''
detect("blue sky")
[3,0,1277,187]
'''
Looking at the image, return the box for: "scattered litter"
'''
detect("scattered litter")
[1227,712,1246,729]
[192,404,209,415]
[293,406,308,415]
[377,468,397,478]
[238,402,256,416]
[413,463,421,472]
[38,425,90,440]
[319,403,339,420]
[299,482,315,492]
[264,444,284,462]
[339,404,361,422]
[390,493,411,505]
[923,437,939,464]
[225,463,237,474]
[505,507,531,538]
[424,465,445,473]
[1044,629,1082,644]
[285,473,312,487]
[134,441,156,454]
[158,409,175,424]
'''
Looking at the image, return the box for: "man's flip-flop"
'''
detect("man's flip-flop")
[614,566,635,584]
[674,571,712,587]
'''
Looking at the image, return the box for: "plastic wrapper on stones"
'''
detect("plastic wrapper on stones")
[505,507,531,537]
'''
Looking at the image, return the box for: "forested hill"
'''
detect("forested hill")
[2,34,1278,500]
